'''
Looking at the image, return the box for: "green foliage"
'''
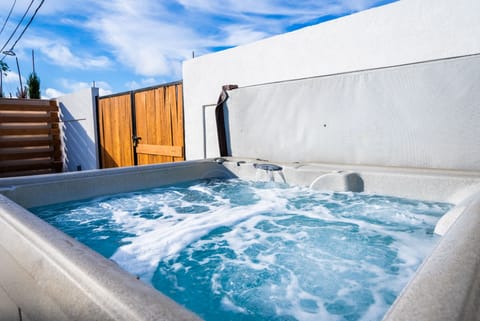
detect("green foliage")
[0,61,8,75]
[27,72,41,99]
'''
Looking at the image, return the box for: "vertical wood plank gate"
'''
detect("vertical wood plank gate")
[97,82,184,169]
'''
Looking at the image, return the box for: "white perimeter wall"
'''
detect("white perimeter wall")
[56,87,100,172]
[224,55,480,170]
[182,0,480,164]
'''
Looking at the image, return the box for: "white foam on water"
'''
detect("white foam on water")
[32,179,451,321]
[110,193,283,278]
[220,296,248,314]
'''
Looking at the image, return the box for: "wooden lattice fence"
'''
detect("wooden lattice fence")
[0,98,62,177]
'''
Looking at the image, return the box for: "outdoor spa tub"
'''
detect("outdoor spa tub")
[1,158,480,321]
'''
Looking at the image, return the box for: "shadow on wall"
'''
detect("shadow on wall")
[59,103,108,171]
[60,103,121,170]
[98,147,119,169]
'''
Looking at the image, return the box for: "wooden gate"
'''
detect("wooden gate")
[97,82,184,168]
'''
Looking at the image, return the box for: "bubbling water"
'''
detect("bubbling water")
[31,179,452,321]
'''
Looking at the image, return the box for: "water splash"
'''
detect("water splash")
[254,163,286,183]
[31,179,452,321]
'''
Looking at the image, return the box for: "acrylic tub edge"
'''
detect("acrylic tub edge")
[1,158,480,321]
[0,160,237,321]
[0,159,236,208]
[221,157,480,203]
[0,195,203,321]
[382,188,480,321]
[222,157,480,321]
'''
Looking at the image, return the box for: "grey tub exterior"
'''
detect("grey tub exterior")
[1,158,479,321]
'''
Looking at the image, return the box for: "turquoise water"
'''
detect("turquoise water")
[31,179,452,321]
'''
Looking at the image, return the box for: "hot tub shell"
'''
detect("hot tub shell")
[1,158,480,321]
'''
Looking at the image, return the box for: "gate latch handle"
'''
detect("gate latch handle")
[132,135,142,147]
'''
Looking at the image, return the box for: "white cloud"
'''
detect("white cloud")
[43,79,112,98]
[87,11,200,78]
[340,0,391,12]
[81,0,394,79]
[44,87,66,99]
[125,80,141,91]
[36,0,98,16]
[176,0,287,16]
[124,77,158,91]
[2,70,23,84]
[59,79,92,91]
[180,0,385,16]
[221,25,270,47]
[94,81,113,96]
[3,0,396,93]
[0,70,26,97]
[24,38,112,70]
[59,79,114,95]
[141,78,157,86]
[175,0,369,24]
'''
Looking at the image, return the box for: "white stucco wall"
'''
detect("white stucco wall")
[224,55,480,170]
[182,0,480,162]
[56,87,100,171]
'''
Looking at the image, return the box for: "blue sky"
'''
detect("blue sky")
[0,0,396,98]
